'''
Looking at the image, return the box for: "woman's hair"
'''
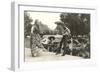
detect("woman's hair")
[31,19,40,34]
[34,20,40,29]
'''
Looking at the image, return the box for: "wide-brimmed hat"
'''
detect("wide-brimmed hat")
[55,21,64,25]
[48,36,55,40]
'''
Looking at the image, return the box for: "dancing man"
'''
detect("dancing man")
[56,23,71,56]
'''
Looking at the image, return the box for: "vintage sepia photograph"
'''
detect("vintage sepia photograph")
[24,11,90,62]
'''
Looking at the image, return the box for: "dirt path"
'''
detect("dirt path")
[25,48,83,62]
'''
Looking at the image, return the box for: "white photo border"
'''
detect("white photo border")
[11,2,97,71]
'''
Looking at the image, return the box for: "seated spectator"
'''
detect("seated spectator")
[78,39,90,58]
[48,36,55,52]
[72,40,80,56]
[41,37,50,50]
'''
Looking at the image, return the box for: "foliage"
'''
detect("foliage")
[55,13,90,36]
[24,12,33,37]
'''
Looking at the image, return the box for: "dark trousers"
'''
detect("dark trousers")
[62,46,71,56]
[56,35,69,55]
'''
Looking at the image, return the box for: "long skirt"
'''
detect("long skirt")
[30,33,44,57]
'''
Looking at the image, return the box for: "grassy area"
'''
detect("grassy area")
[24,37,30,48]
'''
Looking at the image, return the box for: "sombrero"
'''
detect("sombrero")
[48,36,55,40]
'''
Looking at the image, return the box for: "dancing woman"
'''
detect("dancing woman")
[30,20,44,57]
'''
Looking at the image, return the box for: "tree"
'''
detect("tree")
[34,20,51,35]
[24,12,33,37]
[59,13,90,36]
[80,14,90,34]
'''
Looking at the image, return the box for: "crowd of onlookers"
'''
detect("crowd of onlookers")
[42,35,90,58]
